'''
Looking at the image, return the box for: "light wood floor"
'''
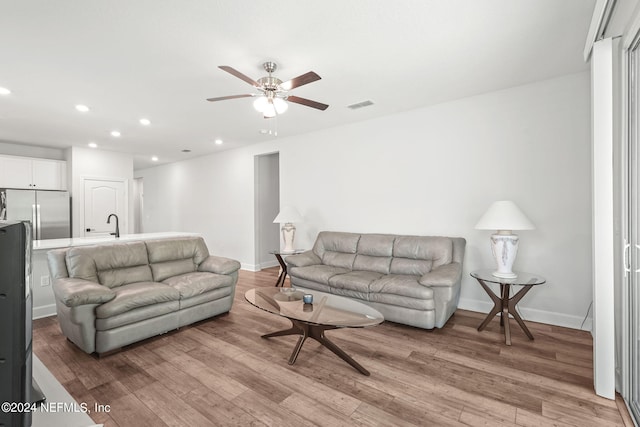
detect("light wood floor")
[33,268,634,426]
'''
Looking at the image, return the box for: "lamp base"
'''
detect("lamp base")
[490,233,519,279]
[491,271,518,279]
[281,223,296,253]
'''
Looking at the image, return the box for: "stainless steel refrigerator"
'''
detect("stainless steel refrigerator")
[0,189,71,240]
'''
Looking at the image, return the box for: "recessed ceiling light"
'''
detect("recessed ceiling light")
[181,149,191,153]
[0,87,11,95]
[151,156,158,162]
[215,139,223,145]
[139,118,151,126]
[88,142,98,148]
[75,104,90,113]
[110,130,121,137]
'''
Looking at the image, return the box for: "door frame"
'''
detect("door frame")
[78,176,129,238]
[623,19,640,421]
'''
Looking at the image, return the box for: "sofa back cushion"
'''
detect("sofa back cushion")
[146,237,210,282]
[66,242,153,288]
[312,231,359,269]
[353,234,394,274]
[390,236,452,275]
[310,232,453,276]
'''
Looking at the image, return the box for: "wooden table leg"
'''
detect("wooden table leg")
[476,279,502,332]
[502,284,512,345]
[475,279,536,345]
[262,319,371,375]
[274,253,287,287]
[508,285,534,340]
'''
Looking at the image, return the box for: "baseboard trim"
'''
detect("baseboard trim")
[33,304,57,319]
[458,298,593,331]
[241,263,259,272]
[258,260,279,270]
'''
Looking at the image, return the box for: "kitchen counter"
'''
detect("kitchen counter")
[31,232,200,318]
[33,232,200,251]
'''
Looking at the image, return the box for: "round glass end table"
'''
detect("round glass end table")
[269,249,306,287]
[470,270,546,345]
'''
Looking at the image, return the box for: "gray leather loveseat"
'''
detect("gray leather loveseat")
[47,236,240,355]
[285,231,465,329]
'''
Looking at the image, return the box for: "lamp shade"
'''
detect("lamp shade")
[273,206,303,223]
[475,201,535,231]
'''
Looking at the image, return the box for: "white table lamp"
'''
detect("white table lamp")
[475,201,535,279]
[273,206,303,253]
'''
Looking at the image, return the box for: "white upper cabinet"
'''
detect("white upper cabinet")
[0,155,67,190]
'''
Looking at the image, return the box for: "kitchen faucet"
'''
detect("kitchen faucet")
[107,214,120,238]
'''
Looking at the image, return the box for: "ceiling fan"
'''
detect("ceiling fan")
[206,62,329,118]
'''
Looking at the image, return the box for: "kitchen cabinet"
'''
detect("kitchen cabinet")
[0,155,67,190]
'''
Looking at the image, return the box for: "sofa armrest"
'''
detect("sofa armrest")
[198,255,241,275]
[53,278,116,307]
[419,262,462,287]
[284,251,322,268]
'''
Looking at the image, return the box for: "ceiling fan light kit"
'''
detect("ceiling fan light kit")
[253,93,288,117]
[207,61,328,120]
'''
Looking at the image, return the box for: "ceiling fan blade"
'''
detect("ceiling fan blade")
[287,95,329,111]
[281,71,321,90]
[206,94,253,102]
[219,66,260,87]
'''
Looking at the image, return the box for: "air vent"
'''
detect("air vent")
[347,100,374,110]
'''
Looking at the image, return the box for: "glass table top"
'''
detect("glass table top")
[245,287,384,328]
[470,269,546,286]
[269,249,306,255]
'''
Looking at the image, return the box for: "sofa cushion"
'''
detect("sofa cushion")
[357,234,395,256]
[391,236,453,273]
[369,293,435,311]
[322,251,356,269]
[146,236,210,264]
[95,282,180,318]
[99,265,155,289]
[389,258,433,276]
[369,274,434,300]
[66,242,153,287]
[289,265,349,285]
[313,231,360,256]
[331,288,371,301]
[95,300,179,331]
[329,271,382,293]
[353,254,392,274]
[151,258,197,282]
[163,272,233,299]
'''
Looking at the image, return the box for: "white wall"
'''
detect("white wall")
[68,147,134,237]
[137,71,592,328]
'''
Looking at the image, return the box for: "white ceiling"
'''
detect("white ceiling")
[0,0,595,169]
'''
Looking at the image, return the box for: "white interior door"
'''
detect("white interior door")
[83,179,126,237]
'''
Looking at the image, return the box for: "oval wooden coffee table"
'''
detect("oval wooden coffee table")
[245,287,384,375]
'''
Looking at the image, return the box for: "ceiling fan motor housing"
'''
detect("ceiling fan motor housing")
[257,76,283,92]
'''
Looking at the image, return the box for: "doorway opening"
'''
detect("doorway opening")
[133,177,144,234]
[254,152,280,270]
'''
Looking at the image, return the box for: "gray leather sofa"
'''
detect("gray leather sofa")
[47,236,240,355]
[285,231,465,329]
